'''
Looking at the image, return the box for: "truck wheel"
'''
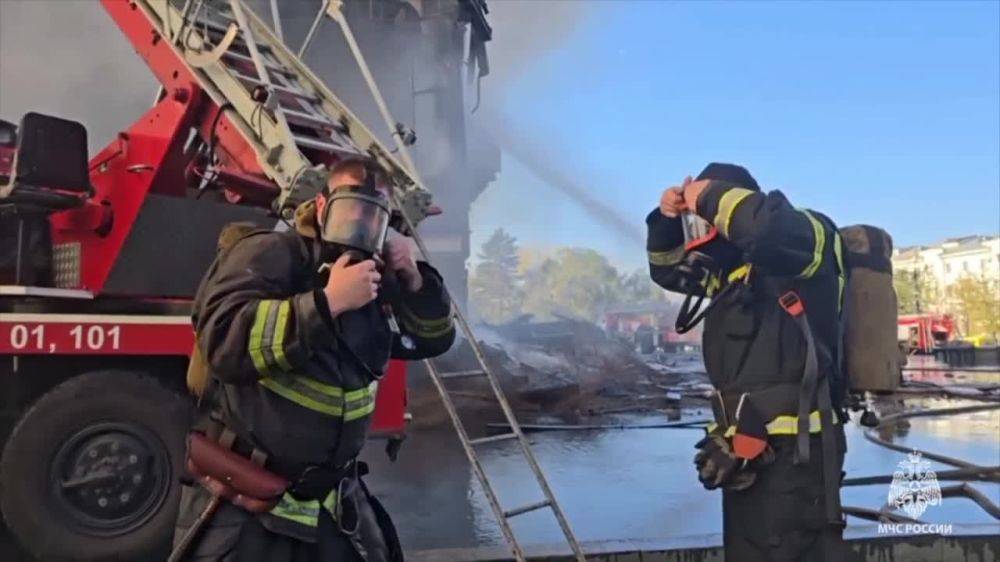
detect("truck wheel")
[1,370,192,561]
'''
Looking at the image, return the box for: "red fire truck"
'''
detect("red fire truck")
[897,313,956,354]
[0,1,442,559]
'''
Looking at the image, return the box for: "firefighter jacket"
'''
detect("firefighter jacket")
[646,181,846,432]
[191,201,455,544]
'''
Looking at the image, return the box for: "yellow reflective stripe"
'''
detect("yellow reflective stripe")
[711,410,838,437]
[797,210,826,279]
[727,264,752,284]
[249,300,274,376]
[714,188,755,238]
[322,489,338,516]
[294,375,344,397]
[766,410,838,435]
[345,400,376,422]
[344,381,378,402]
[259,376,344,416]
[648,246,685,266]
[270,493,320,527]
[703,274,722,297]
[398,305,454,339]
[344,381,378,421]
[271,300,293,372]
[398,305,451,330]
[259,376,376,421]
[833,232,845,310]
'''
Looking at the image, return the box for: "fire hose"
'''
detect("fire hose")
[841,399,1000,523]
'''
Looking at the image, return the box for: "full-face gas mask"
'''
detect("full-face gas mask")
[673,221,734,333]
[319,168,391,261]
[672,162,761,333]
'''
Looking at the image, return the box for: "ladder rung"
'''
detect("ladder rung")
[281,108,335,129]
[438,369,486,380]
[222,50,292,77]
[469,432,517,446]
[235,74,318,103]
[292,134,348,153]
[503,499,551,519]
[198,20,272,52]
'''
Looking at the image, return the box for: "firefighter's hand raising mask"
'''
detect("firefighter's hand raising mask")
[385,236,422,293]
[659,185,686,218]
[324,253,381,316]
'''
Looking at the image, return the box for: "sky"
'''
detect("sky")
[0,0,996,275]
[469,0,1000,272]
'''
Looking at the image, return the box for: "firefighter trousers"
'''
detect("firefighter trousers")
[173,482,400,562]
[722,432,848,562]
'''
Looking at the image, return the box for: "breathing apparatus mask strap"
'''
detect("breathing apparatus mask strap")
[673,223,727,333]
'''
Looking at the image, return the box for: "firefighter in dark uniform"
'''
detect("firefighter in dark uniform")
[174,159,456,561]
[647,163,847,561]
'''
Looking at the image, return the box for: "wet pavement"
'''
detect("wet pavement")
[363,374,1000,552]
[2,364,996,560]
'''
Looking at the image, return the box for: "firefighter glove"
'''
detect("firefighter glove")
[694,432,761,492]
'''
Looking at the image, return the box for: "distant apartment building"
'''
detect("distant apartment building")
[894,235,1000,284]
[892,235,1000,313]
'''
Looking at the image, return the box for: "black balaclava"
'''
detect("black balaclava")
[696,162,760,192]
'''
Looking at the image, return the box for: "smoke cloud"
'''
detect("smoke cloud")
[0,1,626,243]
[0,1,154,152]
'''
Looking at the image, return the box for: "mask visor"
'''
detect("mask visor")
[320,187,390,256]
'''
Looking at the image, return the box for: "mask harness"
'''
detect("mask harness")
[674,224,738,334]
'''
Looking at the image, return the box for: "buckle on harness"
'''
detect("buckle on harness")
[779,291,804,317]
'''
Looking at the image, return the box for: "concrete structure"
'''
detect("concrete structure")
[410,528,1000,561]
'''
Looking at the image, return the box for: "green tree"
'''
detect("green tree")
[617,268,661,305]
[520,248,621,321]
[469,229,523,323]
[894,268,938,315]
[948,274,1000,338]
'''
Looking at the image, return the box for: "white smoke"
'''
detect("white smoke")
[0,1,154,152]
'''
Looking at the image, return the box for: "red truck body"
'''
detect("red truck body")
[0,2,412,559]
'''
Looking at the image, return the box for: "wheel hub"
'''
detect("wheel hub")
[50,422,170,536]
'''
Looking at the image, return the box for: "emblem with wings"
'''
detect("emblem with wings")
[888,452,942,519]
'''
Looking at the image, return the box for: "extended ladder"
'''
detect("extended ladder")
[293,5,587,560]
[141,0,433,222]
[140,1,587,559]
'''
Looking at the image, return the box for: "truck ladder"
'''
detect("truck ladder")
[132,0,432,221]
[291,6,586,561]
[133,2,586,559]
[412,253,589,562]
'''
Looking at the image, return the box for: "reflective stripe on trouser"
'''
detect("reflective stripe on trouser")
[249,299,293,375]
[708,410,836,437]
[259,376,378,420]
